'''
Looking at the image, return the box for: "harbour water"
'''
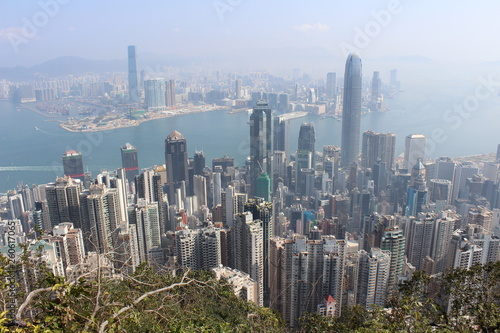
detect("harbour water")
[1,78,499,193]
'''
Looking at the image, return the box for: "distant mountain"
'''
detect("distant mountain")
[0,47,342,81]
[0,56,125,81]
[0,54,212,81]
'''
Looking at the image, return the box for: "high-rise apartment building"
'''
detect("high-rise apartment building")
[356,248,391,309]
[175,226,222,271]
[80,183,123,254]
[380,226,405,294]
[244,198,272,306]
[45,176,83,229]
[269,235,346,327]
[361,130,396,170]
[144,78,166,110]
[166,79,176,107]
[232,212,264,306]
[326,72,336,99]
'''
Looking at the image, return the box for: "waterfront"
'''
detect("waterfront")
[1,78,499,193]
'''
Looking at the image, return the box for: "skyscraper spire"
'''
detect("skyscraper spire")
[340,53,362,167]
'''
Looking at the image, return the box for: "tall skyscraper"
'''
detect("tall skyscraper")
[380,226,406,294]
[361,130,396,170]
[232,212,264,306]
[298,123,316,158]
[62,150,85,182]
[249,100,272,197]
[193,151,206,176]
[273,116,289,158]
[452,162,479,202]
[45,176,83,229]
[255,172,271,201]
[128,45,139,103]
[235,79,242,99]
[80,183,123,254]
[121,143,139,182]
[267,93,278,110]
[434,157,456,182]
[166,79,176,107]
[244,198,272,306]
[371,71,381,102]
[405,215,434,271]
[144,78,166,110]
[326,72,337,99]
[270,235,346,327]
[165,130,189,205]
[278,93,289,113]
[341,53,362,167]
[404,134,426,170]
[175,226,221,271]
[356,248,391,309]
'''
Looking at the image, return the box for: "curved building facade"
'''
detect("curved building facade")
[340,53,362,167]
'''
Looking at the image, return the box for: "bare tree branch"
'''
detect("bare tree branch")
[98,270,205,333]
[15,287,52,322]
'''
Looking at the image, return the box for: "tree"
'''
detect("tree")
[0,255,286,332]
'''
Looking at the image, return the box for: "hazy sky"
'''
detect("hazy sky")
[0,0,499,69]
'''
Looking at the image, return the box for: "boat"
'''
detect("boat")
[34,126,40,131]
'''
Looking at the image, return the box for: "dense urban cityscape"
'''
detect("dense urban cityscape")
[1,39,500,331]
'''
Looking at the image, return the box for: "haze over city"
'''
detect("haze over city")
[1,0,500,76]
[2,1,500,331]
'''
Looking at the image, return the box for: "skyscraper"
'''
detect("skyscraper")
[341,53,362,167]
[380,226,406,294]
[62,150,85,182]
[121,143,139,182]
[361,130,396,170]
[273,116,289,157]
[232,212,264,306]
[144,78,166,110]
[249,100,272,197]
[235,79,242,99]
[357,248,391,309]
[278,93,289,113]
[165,130,189,205]
[371,71,381,103]
[452,162,479,202]
[193,151,206,176]
[298,123,316,158]
[256,172,271,201]
[326,72,336,99]
[244,198,272,306]
[404,134,426,170]
[166,79,176,107]
[128,45,139,103]
[270,235,346,327]
[45,176,83,229]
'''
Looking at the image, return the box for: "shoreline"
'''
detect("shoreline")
[20,102,229,133]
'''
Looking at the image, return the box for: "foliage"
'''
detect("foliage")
[0,259,285,332]
[298,262,500,332]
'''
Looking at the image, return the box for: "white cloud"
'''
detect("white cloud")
[0,27,26,41]
[292,22,330,33]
